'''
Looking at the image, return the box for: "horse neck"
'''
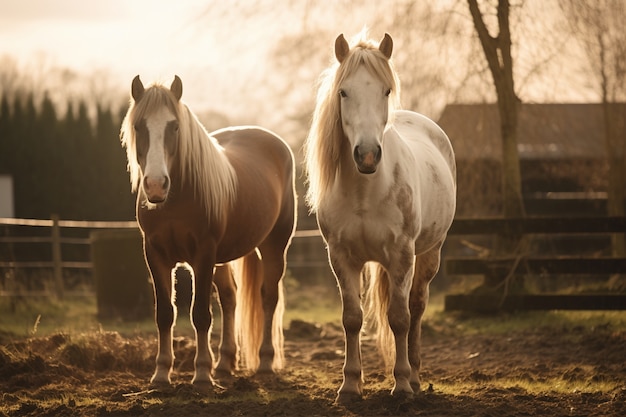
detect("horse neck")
[180,113,236,220]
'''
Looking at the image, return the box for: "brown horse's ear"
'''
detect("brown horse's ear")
[335,34,350,63]
[131,75,144,102]
[379,33,393,59]
[170,75,183,101]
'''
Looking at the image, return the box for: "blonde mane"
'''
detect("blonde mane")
[120,82,237,221]
[304,32,401,212]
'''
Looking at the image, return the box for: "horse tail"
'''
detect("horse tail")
[271,281,285,370]
[232,250,285,372]
[364,262,395,370]
[232,251,264,371]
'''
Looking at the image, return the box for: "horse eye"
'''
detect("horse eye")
[133,121,146,133]
[385,89,391,97]
[136,135,148,157]
[339,89,347,98]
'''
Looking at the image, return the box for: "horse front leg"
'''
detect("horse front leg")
[145,246,176,385]
[408,245,442,392]
[213,264,237,377]
[190,257,216,385]
[329,250,364,403]
[388,265,414,396]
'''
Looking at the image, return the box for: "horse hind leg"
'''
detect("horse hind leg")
[255,184,295,373]
[213,264,238,377]
[256,242,288,373]
[408,244,443,392]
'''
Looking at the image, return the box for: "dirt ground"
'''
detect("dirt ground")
[1,307,625,417]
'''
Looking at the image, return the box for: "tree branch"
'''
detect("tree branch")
[467,0,503,85]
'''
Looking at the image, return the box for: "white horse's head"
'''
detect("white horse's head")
[129,75,182,204]
[335,33,394,174]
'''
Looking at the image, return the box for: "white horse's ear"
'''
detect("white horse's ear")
[170,75,183,101]
[335,34,350,63]
[131,75,144,102]
[379,33,393,59]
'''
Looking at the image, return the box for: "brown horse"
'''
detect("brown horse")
[120,75,296,386]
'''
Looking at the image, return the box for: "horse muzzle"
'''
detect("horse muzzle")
[143,175,170,203]
[353,144,381,174]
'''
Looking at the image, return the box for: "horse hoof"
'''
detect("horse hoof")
[335,391,362,405]
[410,381,423,393]
[255,366,276,375]
[192,372,215,385]
[213,368,234,382]
[254,370,280,385]
[148,380,173,393]
[391,389,414,400]
[192,379,223,394]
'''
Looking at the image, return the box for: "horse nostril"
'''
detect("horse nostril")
[353,145,381,165]
[143,175,170,192]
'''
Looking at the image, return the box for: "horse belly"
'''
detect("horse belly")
[414,171,456,255]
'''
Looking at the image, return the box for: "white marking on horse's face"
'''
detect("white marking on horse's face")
[138,107,178,204]
[339,65,390,174]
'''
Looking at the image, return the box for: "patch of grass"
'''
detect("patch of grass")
[0,295,98,337]
[436,376,621,396]
[430,308,626,336]
[0,294,202,340]
[2,389,102,415]
[284,283,342,326]
[508,377,620,395]
[2,283,624,343]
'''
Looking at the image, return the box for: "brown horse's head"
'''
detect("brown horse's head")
[122,75,182,204]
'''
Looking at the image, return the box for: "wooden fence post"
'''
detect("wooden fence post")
[51,214,64,299]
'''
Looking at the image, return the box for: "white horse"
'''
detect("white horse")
[304,32,456,402]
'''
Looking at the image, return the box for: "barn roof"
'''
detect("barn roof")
[437,103,625,161]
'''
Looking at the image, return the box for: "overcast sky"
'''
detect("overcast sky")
[0,0,600,128]
[0,0,308,120]
[0,1,234,107]
[0,0,396,131]
[0,0,213,74]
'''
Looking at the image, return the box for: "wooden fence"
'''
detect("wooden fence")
[444,216,626,312]
[0,216,325,298]
[0,216,137,298]
[2,215,626,311]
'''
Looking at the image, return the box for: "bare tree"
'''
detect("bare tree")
[560,0,626,257]
[467,0,525,218]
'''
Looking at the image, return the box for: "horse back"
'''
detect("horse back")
[213,127,294,177]
[212,127,296,260]
[392,110,456,181]
[391,110,456,253]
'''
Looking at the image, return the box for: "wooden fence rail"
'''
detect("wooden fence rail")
[0,217,137,269]
[3,215,626,311]
[444,216,626,312]
[0,216,138,298]
[0,216,325,298]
